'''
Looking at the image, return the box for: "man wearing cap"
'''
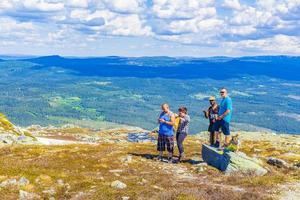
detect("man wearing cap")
[203,96,219,145]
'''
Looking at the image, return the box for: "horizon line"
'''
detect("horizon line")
[1,54,300,60]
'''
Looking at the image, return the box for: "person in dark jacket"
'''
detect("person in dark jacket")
[203,96,219,145]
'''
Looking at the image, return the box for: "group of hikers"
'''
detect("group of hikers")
[156,88,233,163]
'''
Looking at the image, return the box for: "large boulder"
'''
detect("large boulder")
[202,144,267,176]
[226,151,268,175]
[202,144,230,171]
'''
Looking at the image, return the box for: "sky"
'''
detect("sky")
[0,0,300,57]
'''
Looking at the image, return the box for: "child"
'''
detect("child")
[176,107,190,162]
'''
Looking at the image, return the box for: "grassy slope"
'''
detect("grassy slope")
[0,131,299,200]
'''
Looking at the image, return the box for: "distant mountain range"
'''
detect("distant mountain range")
[19,55,300,80]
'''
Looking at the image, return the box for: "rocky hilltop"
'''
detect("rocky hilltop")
[0,113,299,200]
[0,113,37,145]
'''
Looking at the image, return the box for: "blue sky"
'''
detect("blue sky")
[0,0,300,57]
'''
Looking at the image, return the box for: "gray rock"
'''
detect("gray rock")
[1,135,15,144]
[267,157,289,168]
[19,190,40,200]
[0,178,17,187]
[70,192,86,200]
[127,132,156,143]
[226,152,268,176]
[120,155,132,164]
[0,133,37,145]
[18,177,30,186]
[111,180,127,189]
[202,144,267,176]
[56,179,64,186]
[42,187,56,196]
[17,135,36,144]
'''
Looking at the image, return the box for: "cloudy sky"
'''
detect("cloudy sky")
[0,0,300,57]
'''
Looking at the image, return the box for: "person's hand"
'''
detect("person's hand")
[217,116,223,121]
[212,119,216,123]
[159,119,165,123]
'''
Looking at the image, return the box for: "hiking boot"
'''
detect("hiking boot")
[178,153,185,163]
[213,141,220,148]
[168,157,173,163]
[155,156,163,162]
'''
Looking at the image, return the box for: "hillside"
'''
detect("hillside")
[0,115,299,199]
[0,113,36,144]
[0,56,299,134]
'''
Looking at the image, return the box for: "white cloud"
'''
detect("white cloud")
[0,0,300,55]
[22,0,64,12]
[224,34,300,54]
[222,0,242,10]
[66,0,89,8]
[109,14,152,36]
[152,0,215,20]
[104,0,145,14]
[0,17,39,45]
[0,17,35,33]
[0,0,13,9]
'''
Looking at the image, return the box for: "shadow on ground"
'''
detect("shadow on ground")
[129,152,205,165]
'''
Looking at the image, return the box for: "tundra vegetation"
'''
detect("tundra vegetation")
[0,114,299,200]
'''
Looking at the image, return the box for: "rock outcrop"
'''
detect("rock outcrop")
[226,151,268,175]
[127,132,156,143]
[0,113,37,144]
[202,144,267,176]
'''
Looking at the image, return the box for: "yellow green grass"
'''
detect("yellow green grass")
[0,134,298,200]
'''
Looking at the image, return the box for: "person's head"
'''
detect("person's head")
[161,103,170,113]
[178,106,187,117]
[209,96,216,105]
[219,88,228,98]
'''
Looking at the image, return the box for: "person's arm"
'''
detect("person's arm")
[163,113,175,126]
[157,112,163,123]
[203,108,209,119]
[218,99,232,120]
[218,109,231,119]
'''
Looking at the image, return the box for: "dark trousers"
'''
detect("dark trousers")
[176,132,187,155]
[209,131,215,145]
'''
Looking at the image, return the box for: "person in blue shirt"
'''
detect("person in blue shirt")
[157,103,175,162]
[213,88,233,148]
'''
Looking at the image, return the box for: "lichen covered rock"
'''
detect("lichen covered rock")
[202,144,267,176]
